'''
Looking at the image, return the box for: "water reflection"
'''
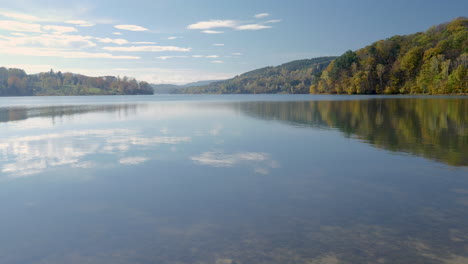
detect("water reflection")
[191,151,279,175]
[0,96,467,264]
[1,98,465,179]
[0,104,139,124]
[236,98,467,166]
[0,128,192,178]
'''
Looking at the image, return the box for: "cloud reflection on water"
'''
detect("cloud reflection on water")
[191,151,279,174]
[119,157,150,165]
[0,129,193,178]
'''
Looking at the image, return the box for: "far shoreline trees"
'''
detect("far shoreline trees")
[0,68,153,96]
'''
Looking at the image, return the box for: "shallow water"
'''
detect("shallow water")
[0,95,467,264]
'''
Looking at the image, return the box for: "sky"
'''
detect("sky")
[0,0,466,84]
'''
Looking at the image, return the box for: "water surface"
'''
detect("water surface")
[0,95,467,264]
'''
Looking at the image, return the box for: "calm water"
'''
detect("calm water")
[0,95,467,264]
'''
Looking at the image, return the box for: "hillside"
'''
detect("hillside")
[0,68,153,96]
[312,17,467,94]
[178,56,337,94]
[182,80,222,87]
[151,84,180,94]
[180,18,466,95]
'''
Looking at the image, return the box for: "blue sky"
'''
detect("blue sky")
[0,0,466,84]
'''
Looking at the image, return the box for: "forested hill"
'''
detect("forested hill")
[181,18,467,95]
[312,17,467,94]
[178,56,337,94]
[0,68,153,96]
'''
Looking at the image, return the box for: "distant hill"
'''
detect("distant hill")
[311,17,467,94]
[152,80,222,94]
[182,80,222,87]
[151,84,181,94]
[177,56,337,94]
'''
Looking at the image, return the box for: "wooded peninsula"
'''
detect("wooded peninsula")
[0,69,153,96]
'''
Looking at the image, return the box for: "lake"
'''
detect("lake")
[0,95,467,264]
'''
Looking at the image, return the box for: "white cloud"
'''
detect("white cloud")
[265,19,282,24]
[0,11,99,27]
[201,30,224,34]
[211,60,223,63]
[0,11,40,21]
[167,36,178,40]
[156,55,188,60]
[236,24,272,31]
[0,45,139,59]
[95,37,154,45]
[119,157,149,165]
[65,20,95,27]
[64,20,86,24]
[0,34,96,49]
[189,18,278,33]
[43,25,78,34]
[0,10,70,23]
[112,32,122,35]
[96,37,128,45]
[114,24,148,31]
[254,13,270,18]
[53,51,140,59]
[132,41,156,44]
[232,53,242,56]
[10,32,27,36]
[191,55,221,59]
[4,64,55,73]
[0,20,41,32]
[187,19,238,30]
[103,45,191,52]
[212,43,224,46]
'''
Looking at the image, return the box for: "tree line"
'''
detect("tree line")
[0,68,153,96]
